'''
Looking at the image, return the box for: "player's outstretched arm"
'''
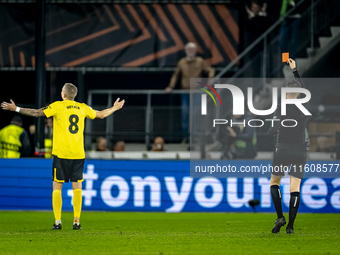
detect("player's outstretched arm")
[1,99,45,117]
[96,98,125,119]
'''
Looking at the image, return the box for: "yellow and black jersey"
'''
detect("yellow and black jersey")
[43,100,96,159]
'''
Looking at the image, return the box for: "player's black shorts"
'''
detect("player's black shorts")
[52,155,85,183]
[272,143,307,179]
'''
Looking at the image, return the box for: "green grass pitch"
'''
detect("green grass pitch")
[0,211,339,255]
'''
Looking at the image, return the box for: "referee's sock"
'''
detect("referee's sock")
[52,190,62,223]
[287,192,300,228]
[270,185,283,219]
[73,189,82,220]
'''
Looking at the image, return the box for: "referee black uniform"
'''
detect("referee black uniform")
[268,69,308,179]
[268,63,309,234]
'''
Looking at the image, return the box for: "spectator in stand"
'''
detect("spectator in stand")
[95,137,108,151]
[0,115,31,158]
[114,141,125,152]
[28,118,53,158]
[280,0,303,59]
[150,137,165,152]
[245,0,272,43]
[165,42,215,141]
[246,0,268,20]
[44,118,53,158]
[316,136,335,153]
[245,0,272,77]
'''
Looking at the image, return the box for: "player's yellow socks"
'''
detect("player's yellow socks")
[73,189,82,218]
[52,190,62,221]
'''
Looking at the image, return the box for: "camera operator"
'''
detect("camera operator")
[220,111,257,160]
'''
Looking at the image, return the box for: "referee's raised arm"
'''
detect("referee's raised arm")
[288,58,304,89]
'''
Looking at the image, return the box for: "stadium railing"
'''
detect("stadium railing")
[214,0,340,82]
[85,151,337,160]
[85,89,340,160]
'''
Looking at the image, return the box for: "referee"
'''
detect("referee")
[267,58,309,234]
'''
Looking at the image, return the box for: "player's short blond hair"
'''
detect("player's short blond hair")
[63,83,78,99]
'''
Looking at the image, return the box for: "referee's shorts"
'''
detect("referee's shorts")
[52,155,85,183]
[272,143,307,179]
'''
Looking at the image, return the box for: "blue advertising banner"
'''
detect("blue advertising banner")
[0,159,340,213]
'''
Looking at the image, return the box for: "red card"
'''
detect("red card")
[282,52,289,62]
